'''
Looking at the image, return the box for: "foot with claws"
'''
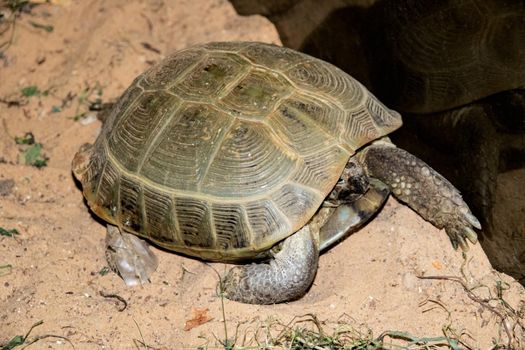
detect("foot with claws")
[354,138,480,251]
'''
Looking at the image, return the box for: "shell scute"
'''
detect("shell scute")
[244,200,289,247]
[175,197,214,249]
[291,146,349,195]
[211,203,251,250]
[171,53,250,101]
[107,91,181,172]
[119,175,144,234]
[139,103,233,191]
[239,42,307,71]
[218,68,292,118]
[142,186,180,245]
[200,120,296,198]
[141,48,204,90]
[91,157,120,222]
[271,184,322,230]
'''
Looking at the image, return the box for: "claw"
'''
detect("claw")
[457,235,469,252]
[451,237,459,250]
[464,227,478,244]
[464,212,481,230]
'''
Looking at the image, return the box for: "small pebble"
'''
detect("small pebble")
[79,112,98,125]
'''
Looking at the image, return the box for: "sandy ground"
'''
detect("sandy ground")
[0,1,524,349]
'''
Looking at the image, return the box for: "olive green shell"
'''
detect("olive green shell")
[72,42,401,260]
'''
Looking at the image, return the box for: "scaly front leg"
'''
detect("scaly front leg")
[355,139,481,251]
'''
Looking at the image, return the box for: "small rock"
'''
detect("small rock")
[36,55,46,65]
[0,179,15,196]
[79,112,98,125]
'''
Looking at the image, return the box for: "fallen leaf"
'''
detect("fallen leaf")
[183,307,213,331]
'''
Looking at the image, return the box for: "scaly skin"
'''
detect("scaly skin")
[355,140,480,250]
[221,225,319,304]
[105,225,159,286]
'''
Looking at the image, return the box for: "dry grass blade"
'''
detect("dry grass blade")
[1,320,75,350]
[99,291,128,312]
[418,274,524,349]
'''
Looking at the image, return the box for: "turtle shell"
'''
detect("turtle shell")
[72,42,401,261]
[375,0,525,113]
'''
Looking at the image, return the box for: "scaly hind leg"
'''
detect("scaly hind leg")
[222,225,319,304]
[105,225,159,286]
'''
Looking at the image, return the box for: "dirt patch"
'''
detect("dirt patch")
[1,1,523,348]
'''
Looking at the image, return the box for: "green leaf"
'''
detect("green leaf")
[0,264,13,277]
[0,227,19,237]
[21,86,39,97]
[1,320,44,350]
[32,158,48,168]
[28,21,54,33]
[24,143,42,163]
[51,106,61,113]
[14,132,35,145]
[72,112,86,121]
[23,143,48,168]
[2,335,25,350]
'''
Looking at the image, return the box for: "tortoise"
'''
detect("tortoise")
[72,41,480,304]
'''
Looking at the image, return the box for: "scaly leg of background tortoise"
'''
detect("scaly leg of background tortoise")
[105,225,159,286]
[355,139,481,251]
[222,225,319,304]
